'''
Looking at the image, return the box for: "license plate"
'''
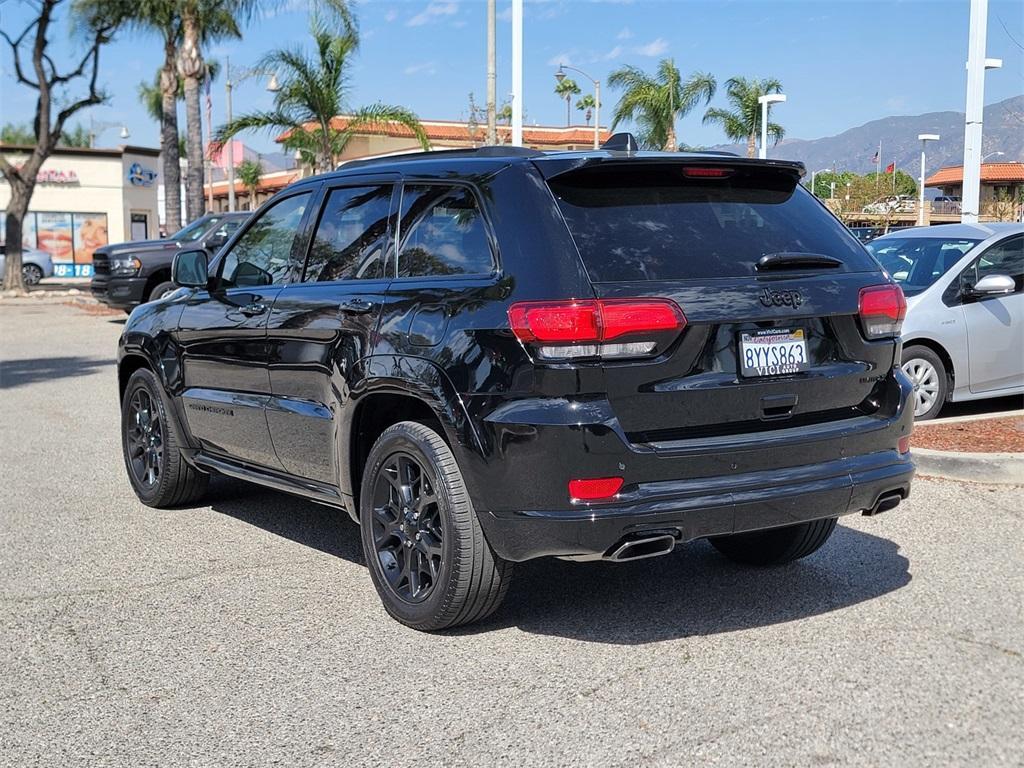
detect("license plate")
[739,329,809,377]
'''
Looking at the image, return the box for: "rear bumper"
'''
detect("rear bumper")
[91,275,148,308]
[477,450,913,561]
[468,370,915,562]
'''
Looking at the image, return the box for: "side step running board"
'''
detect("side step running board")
[190,452,348,512]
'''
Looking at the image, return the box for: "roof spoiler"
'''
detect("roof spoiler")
[533,154,807,181]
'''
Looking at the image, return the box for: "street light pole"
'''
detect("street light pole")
[809,168,830,197]
[223,58,280,212]
[917,133,940,225]
[556,64,601,149]
[757,93,786,160]
[962,0,1002,223]
[982,151,1004,162]
[511,0,523,146]
[486,0,496,145]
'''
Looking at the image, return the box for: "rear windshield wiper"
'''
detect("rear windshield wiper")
[756,252,843,271]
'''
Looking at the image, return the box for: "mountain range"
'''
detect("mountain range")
[706,95,1024,176]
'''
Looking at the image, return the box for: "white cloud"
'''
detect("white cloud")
[602,45,623,61]
[634,38,668,57]
[546,51,574,67]
[384,9,398,22]
[616,26,633,40]
[406,1,458,27]
[404,60,438,75]
[497,6,512,21]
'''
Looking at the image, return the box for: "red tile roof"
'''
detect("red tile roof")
[277,117,610,147]
[925,162,1024,187]
[208,169,301,195]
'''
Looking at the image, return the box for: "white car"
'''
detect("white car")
[867,223,1024,419]
[0,244,54,286]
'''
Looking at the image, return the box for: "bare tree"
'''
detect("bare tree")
[0,0,116,294]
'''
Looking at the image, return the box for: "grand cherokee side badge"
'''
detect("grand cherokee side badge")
[759,288,804,308]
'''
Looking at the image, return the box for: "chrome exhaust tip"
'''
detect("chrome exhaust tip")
[863,491,903,517]
[605,533,677,562]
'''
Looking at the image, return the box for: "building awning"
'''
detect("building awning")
[924,162,1024,187]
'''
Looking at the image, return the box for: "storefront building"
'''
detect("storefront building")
[0,144,161,276]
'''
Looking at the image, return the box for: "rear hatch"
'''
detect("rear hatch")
[539,157,901,444]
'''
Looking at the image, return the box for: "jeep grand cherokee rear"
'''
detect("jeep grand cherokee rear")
[470,156,914,567]
[117,147,913,632]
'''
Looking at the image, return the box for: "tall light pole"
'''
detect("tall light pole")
[486,0,496,145]
[809,167,830,197]
[511,0,523,146]
[917,134,940,225]
[225,58,280,212]
[88,117,129,148]
[982,150,1004,162]
[962,0,1002,223]
[556,64,601,149]
[757,93,786,159]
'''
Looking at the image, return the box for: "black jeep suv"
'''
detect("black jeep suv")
[92,212,249,312]
[117,142,914,630]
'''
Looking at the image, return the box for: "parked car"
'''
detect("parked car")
[849,225,911,244]
[117,141,915,630]
[0,244,54,286]
[863,194,916,214]
[867,223,1023,419]
[91,212,249,312]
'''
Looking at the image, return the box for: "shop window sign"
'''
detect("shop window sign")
[1,211,108,277]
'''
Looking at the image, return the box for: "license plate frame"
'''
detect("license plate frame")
[738,328,809,378]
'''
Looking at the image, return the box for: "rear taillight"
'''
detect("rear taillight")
[858,284,906,339]
[508,298,686,361]
[681,166,734,179]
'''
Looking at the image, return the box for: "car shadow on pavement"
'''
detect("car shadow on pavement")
[204,477,365,564]
[490,527,910,644]
[202,477,910,643]
[0,355,112,389]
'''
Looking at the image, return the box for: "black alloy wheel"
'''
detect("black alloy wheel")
[359,421,512,631]
[370,452,444,602]
[125,388,164,488]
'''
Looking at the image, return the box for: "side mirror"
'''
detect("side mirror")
[172,249,209,288]
[969,273,1015,297]
[205,232,227,251]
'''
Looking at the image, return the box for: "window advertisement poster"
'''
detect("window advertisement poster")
[36,212,76,276]
[72,213,108,271]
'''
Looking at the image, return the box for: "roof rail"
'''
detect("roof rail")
[335,145,543,172]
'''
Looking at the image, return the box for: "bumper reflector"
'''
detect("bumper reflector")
[569,477,624,501]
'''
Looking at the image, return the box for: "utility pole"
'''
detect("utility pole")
[962,0,1001,223]
[486,0,496,145]
[511,0,523,146]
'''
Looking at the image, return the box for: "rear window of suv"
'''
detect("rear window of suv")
[547,164,875,282]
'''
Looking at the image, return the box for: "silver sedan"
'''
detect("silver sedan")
[867,222,1023,419]
[0,245,55,286]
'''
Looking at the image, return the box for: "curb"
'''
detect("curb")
[913,447,1024,485]
[916,409,1024,427]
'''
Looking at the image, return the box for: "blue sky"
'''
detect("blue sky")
[3,0,1023,155]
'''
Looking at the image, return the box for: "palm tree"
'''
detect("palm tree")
[608,59,716,151]
[575,94,595,126]
[554,77,580,127]
[702,77,784,158]
[236,158,263,209]
[215,17,428,173]
[74,0,192,231]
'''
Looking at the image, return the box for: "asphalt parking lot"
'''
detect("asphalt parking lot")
[1,301,1021,767]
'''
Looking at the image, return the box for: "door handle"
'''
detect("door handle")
[240,302,267,317]
[339,298,376,314]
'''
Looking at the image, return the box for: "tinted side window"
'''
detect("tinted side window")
[397,185,493,278]
[304,185,393,282]
[971,235,1023,292]
[220,193,311,287]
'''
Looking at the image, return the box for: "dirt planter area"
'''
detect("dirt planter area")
[914,415,1024,453]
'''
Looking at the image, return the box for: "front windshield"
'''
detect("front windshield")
[171,217,220,242]
[867,236,980,295]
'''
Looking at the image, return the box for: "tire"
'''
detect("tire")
[148,280,177,303]
[22,264,44,286]
[359,421,512,631]
[901,345,947,420]
[121,367,209,507]
[710,517,838,566]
